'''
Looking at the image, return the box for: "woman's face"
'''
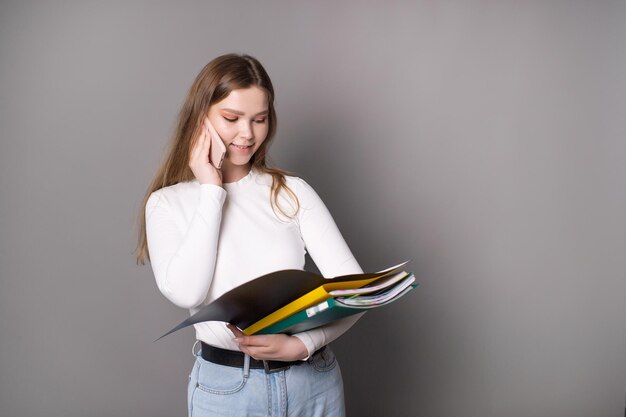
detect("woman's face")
[207,86,270,167]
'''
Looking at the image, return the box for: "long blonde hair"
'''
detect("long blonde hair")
[134,54,299,265]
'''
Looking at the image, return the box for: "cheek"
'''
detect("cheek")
[255,125,269,143]
[214,123,236,142]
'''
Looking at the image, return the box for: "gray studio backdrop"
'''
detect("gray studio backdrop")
[1,1,624,417]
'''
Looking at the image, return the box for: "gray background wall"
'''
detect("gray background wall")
[1,1,624,416]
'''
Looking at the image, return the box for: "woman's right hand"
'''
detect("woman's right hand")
[189,117,223,186]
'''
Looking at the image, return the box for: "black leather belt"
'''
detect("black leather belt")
[200,342,321,374]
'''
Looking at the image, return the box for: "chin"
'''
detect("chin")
[226,156,253,166]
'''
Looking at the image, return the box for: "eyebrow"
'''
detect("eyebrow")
[221,108,269,117]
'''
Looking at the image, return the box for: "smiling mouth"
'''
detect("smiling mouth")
[231,144,253,149]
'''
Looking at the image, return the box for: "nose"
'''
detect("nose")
[239,122,254,141]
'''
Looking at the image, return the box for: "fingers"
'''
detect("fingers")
[226,323,272,359]
[190,118,211,162]
[190,126,205,160]
[200,119,211,155]
[201,118,212,161]
[240,335,307,361]
[205,117,221,142]
[226,323,269,347]
[188,116,223,185]
[237,336,271,348]
[225,323,307,361]
[238,341,274,360]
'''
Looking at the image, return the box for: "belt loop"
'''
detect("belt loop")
[191,340,201,357]
[243,354,250,378]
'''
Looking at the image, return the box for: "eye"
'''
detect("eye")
[254,118,267,124]
[223,116,237,123]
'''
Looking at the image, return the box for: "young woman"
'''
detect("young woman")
[135,53,364,417]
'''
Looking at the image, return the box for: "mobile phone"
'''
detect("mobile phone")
[205,119,226,169]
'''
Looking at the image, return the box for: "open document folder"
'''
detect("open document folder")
[255,272,418,335]
[155,261,413,341]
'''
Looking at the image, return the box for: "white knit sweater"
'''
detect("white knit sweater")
[145,168,363,356]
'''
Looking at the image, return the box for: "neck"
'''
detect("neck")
[221,161,252,184]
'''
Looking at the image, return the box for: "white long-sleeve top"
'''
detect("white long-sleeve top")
[145,167,364,357]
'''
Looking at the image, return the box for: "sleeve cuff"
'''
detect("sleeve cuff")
[292,332,317,361]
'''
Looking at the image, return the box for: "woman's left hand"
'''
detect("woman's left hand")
[226,323,309,362]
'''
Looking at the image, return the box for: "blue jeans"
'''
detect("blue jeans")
[187,345,345,417]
